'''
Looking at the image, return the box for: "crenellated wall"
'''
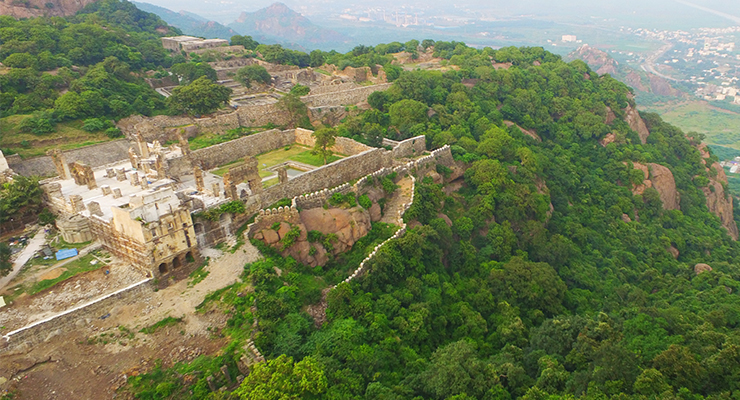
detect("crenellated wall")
[301,83,392,107]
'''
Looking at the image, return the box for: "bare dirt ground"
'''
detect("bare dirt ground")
[0,242,261,399]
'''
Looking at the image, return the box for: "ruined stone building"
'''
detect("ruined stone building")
[161,36,229,52]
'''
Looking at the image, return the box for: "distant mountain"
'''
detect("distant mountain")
[228,2,349,51]
[133,2,236,40]
[567,45,684,99]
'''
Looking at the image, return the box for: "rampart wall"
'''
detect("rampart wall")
[307,83,359,95]
[8,139,132,177]
[391,135,426,159]
[0,279,153,353]
[301,83,392,107]
[167,129,295,177]
[294,128,373,155]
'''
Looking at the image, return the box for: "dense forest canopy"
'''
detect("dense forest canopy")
[3,2,740,398]
[131,35,740,400]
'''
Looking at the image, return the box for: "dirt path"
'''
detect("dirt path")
[0,229,45,292]
[380,176,414,226]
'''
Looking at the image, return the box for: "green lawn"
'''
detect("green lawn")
[210,145,344,179]
[0,115,112,159]
[28,253,106,295]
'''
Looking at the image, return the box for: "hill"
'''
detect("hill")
[228,2,349,51]
[133,2,237,40]
[567,44,686,101]
[0,0,98,19]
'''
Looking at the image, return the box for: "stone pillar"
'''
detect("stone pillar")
[128,147,140,169]
[130,173,140,186]
[155,153,166,179]
[212,183,220,197]
[43,182,63,198]
[194,166,205,192]
[248,179,262,194]
[69,195,86,212]
[87,201,103,217]
[106,168,115,178]
[116,168,127,182]
[101,185,112,196]
[136,133,149,158]
[178,132,190,156]
[220,365,232,384]
[141,178,149,189]
[112,188,122,199]
[225,184,238,200]
[48,149,70,179]
[278,167,288,184]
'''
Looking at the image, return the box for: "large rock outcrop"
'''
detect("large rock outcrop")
[630,162,680,210]
[253,206,373,267]
[625,105,650,144]
[703,162,739,240]
[0,0,99,18]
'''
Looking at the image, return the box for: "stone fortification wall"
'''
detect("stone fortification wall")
[301,83,392,107]
[1,279,153,353]
[308,82,360,95]
[8,140,132,177]
[259,148,392,207]
[167,129,295,177]
[118,114,194,143]
[294,182,355,210]
[294,128,373,156]
[391,136,426,159]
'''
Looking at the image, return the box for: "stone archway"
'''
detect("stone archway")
[158,263,168,274]
[172,257,181,269]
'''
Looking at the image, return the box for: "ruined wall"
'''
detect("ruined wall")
[301,83,392,107]
[391,136,427,159]
[258,148,393,206]
[8,140,132,177]
[307,82,360,95]
[167,129,295,177]
[294,128,373,156]
[1,279,153,353]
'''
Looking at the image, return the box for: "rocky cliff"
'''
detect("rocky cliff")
[253,206,374,267]
[625,105,651,144]
[0,0,98,18]
[630,162,680,210]
[703,161,739,240]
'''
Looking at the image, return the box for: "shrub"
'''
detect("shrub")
[105,127,123,138]
[281,226,301,250]
[82,118,111,132]
[18,113,55,135]
[358,194,372,209]
[307,230,323,243]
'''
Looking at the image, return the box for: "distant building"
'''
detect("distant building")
[562,35,577,43]
[162,36,229,52]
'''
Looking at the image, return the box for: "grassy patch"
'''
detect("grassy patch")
[290,150,342,166]
[262,177,279,188]
[28,253,104,295]
[188,260,210,287]
[315,68,331,76]
[0,115,112,159]
[139,316,183,334]
[188,127,256,150]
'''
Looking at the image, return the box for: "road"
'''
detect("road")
[0,229,45,292]
[641,42,684,82]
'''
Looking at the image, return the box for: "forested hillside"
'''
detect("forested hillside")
[127,44,740,399]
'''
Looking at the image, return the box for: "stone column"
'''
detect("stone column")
[69,195,86,212]
[136,133,149,158]
[194,166,205,192]
[116,168,127,182]
[101,185,112,196]
[155,153,166,179]
[87,201,103,217]
[112,188,122,199]
[130,173,140,186]
[48,149,70,179]
[83,165,96,190]
[278,167,288,184]
[128,147,140,169]
[43,182,63,198]
[212,183,220,197]
[141,178,149,189]
[225,184,238,200]
[106,168,115,178]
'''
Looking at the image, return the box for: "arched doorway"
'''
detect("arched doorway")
[172,257,181,269]
[185,251,194,263]
[158,263,168,274]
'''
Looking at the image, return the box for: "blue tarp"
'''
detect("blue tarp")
[55,248,78,260]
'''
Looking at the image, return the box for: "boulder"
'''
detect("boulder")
[621,214,632,223]
[369,202,382,222]
[262,229,279,245]
[668,246,679,259]
[629,162,680,210]
[625,104,650,144]
[695,263,712,275]
[438,213,453,227]
[277,222,292,240]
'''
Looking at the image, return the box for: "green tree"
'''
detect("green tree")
[233,355,327,400]
[231,35,259,50]
[389,98,427,135]
[167,76,232,116]
[0,242,11,277]
[236,64,271,88]
[312,127,337,165]
[276,93,309,129]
